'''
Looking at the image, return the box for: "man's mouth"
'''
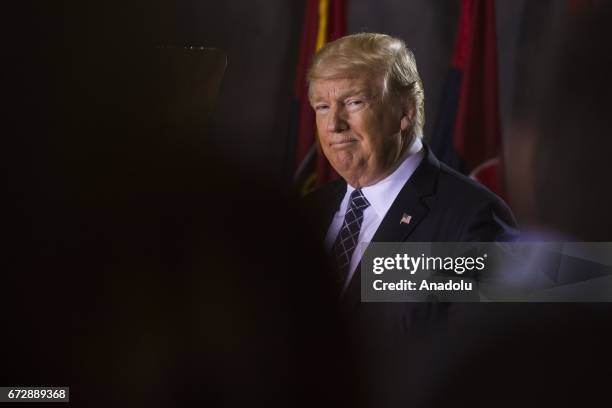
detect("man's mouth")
[330,139,358,148]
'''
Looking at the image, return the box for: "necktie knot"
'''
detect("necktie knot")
[349,188,370,211]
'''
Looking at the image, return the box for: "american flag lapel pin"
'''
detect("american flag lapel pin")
[400,213,412,225]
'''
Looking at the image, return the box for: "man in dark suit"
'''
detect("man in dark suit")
[303,33,517,299]
[302,33,517,406]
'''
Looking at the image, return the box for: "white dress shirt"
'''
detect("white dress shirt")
[324,137,425,292]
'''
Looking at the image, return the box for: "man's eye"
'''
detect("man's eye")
[315,105,330,112]
[346,99,364,108]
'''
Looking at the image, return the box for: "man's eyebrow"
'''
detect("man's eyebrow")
[309,87,373,103]
[338,88,371,99]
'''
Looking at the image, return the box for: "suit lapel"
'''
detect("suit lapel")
[371,145,439,243]
[316,180,346,242]
[342,145,441,306]
[370,182,429,243]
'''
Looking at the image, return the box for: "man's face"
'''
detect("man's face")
[309,76,412,188]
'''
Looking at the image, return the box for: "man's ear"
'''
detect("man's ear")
[400,101,416,133]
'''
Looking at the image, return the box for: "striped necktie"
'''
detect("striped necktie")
[331,189,370,287]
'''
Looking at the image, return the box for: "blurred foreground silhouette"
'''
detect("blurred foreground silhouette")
[2,1,362,406]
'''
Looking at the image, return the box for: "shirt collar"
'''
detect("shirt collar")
[344,137,424,218]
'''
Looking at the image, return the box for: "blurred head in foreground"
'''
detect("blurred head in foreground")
[506,4,612,240]
[436,4,612,404]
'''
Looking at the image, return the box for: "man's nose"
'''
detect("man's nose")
[327,105,349,132]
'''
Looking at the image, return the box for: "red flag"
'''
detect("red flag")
[431,0,504,197]
[454,0,501,175]
[291,0,346,195]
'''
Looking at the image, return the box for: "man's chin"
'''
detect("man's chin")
[332,167,362,188]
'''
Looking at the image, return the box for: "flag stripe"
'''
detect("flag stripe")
[316,0,329,50]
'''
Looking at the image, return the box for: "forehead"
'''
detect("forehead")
[309,76,382,100]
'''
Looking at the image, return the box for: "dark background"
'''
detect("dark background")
[3,2,611,406]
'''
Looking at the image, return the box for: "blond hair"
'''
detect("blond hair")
[307,33,425,137]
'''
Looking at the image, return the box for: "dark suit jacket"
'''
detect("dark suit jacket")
[303,145,517,295]
[301,146,518,407]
